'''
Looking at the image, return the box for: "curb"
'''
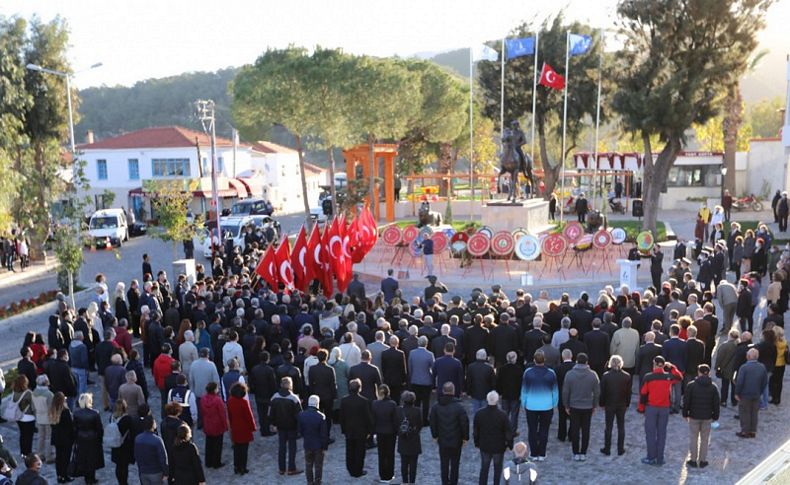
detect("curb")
[736,436,790,484]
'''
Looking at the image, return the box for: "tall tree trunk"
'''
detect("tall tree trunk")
[295,135,313,230]
[722,84,742,195]
[368,134,376,220]
[327,147,338,217]
[538,124,560,199]
[642,134,682,237]
[437,143,453,197]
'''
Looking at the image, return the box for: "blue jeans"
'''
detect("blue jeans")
[500,399,520,432]
[644,406,669,462]
[278,429,297,472]
[471,399,486,415]
[74,368,87,396]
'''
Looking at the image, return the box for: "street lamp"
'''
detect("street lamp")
[721,166,728,203]
[26,62,102,306]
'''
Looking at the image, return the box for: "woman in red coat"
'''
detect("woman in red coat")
[227,382,256,475]
[199,382,228,469]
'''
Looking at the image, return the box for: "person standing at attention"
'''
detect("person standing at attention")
[638,356,682,466]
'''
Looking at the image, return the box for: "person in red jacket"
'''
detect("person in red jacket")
[152,344,175,391]
[199,382,228,469]
[227,382,256,475]
[638,356,682,466]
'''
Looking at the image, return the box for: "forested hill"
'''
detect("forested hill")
[75,67,239,141]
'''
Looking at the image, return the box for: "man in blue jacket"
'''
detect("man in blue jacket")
[520,350,559,461]
[735,348,768,438]
[134,415,168,485]
[297,395,329,485]
[433,343,464,398]
[661,324,687,413]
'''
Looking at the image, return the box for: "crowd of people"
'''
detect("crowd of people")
[1,230,30,273]
[0,215,787,484]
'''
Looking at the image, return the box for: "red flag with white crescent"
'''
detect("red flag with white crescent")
[291,225,308,291]
[306,223,321,284]
[254,244,278,291]
[539,62,565,90]
[349,214,365,264]
[320,219,334,298]
[274,236,295,293]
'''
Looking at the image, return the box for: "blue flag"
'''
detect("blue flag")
[505,37,535,60]
[569,34,592,56]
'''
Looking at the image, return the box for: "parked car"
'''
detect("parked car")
[129,222,148,237]
[230,198,274,216]
[195,215,281,259]
[86,208,129,248]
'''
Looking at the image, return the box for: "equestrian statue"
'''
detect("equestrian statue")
[498,120,535,202]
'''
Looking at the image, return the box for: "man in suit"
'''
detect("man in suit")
[346,273,366,301]
[348,350,382,402]
[464,316,491,365]
[570,302,594,338]
[636,332,663,385]
[307,349,337,439]
[431,324,457,359]
[339,379,374,478]
[433,343,464,398]
[381,336,407,404]
[560,329,588,360]
[380,269,399,303]
[662,324,688,413]
[555,349,576,442]
[490,313,519,368]
[366,331,389,370]
[583,319,611,377]
[522,316,548,365]
[408,336,435,426]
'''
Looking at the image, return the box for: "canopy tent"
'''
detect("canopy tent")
[573,152,643,171]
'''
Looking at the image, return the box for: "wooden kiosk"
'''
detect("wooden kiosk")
[343,143,398,222]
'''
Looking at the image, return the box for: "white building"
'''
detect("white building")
[76,126,327,219]
[739,137,790,198]
[249,141,326,214]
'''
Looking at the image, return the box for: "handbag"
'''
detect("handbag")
[1,390,30,422]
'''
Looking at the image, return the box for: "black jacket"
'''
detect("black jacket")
[348,362,382,402]
[495,362,525,401]
[340,392,374,439]
[490,324,519,366]
[47,359,77,398]
[396,405,423,455]
[570,308,594,337]
[559,338,588,361]
[269,390,302,431]
[522,329,547,364]
[685,339,706,376]
[169,441,206,485]
[555,361,576,406]
[248,362,278,403]
[466,361,496,401]
[464,325,491,363]
[473,405,513,454]
[429,394,469,448]
[599,369,632,408]
[583,329,610,369]
[381,347,408,390]
[682,375,720,420]
[431,335,456,359]
[372,398,399,435]
[308,362,337,405]
[636,343,663,380]
[73,407,104,473]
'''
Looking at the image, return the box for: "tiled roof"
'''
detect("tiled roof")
[251,140,297,154]
[76,126,240,150]
[303,162,325,174]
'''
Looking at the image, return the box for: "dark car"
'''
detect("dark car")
[230,198,274,217]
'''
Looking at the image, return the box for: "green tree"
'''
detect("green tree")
[612,0,773,235]
[148,181,198,259]
[478,14,605,196]
[749,96,784,138]
[230,47,314,226]
[694,115,752,152]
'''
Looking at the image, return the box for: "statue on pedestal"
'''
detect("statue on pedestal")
[499,120,535,202]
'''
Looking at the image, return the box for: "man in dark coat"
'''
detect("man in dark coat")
[339,379,374,478]
[496,351,525,433]
[466,349,496,415]
[473,391,513,485]
[348,350,382,402]
[575,193,589,223]
[297,395,330,485]
[522,317,548,365]
[635,333,664,385]
[599,355,632,456]
[431,326,457,360]
[570,303,594,338]
[650,246,664,292]
[464,318,491,364]
[559,329,588,361]
[47,349,77,401]
[249,351,278,436]
[346,273,366,301]
[555,349,576,442]
[432,343,463,398]
[490,313,519,368]
[307,349,337,436]
[682,364,720,468]
[380,269,399,303]
[381,337,407,404]
[430,382,469,485]
[582,320,610,377]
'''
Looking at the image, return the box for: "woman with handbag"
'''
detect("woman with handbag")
[8,375,35,457]
[110,398,134,485]
[49,392,74,484]
[72,393,104,484]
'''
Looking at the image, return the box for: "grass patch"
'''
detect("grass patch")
[389,220,481,233]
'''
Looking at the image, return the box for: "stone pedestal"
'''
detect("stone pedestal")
[480,199,551,234]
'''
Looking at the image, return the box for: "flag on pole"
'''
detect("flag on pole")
[320,220,334,298]
[274,237,295,293]
[254,245,278,291]
[569,34,592,56]
[505,37,535,59]
[471,44,499,62]
[539,63,565,90]
[305,223,321,284]
[291,225,308,291]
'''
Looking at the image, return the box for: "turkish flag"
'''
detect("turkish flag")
[306,223,321,284]
[274,237,295,293]
[338,216,353,292]
[359,206,378,256]
[539,62,565,90]
[320,220,334,298]
[254,245,278,291]
[291,225,308,291]
[349,215,365,264]
[327,217,348,292]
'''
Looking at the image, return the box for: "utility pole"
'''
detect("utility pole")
[196,100,220,257]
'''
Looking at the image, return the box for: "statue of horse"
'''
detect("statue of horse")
[498,129,535,202]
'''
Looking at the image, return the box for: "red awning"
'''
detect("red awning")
[193,189,237,198]
[227,178,249,198]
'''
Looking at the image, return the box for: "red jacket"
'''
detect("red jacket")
[227,395,256,444]
[638,364,683,412]
[200,393,228,437]
[153,354,175,390]
[114,327,133,355]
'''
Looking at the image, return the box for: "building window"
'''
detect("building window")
[97,159,108,180]
[152,158,191,178]
[128,159,139,180]
[201,157,224,174]
[666,165,721,187]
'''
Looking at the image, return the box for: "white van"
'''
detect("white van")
[87,208,129,248]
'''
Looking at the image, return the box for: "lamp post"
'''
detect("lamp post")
[721,166,728,204]
[26,62,102,307]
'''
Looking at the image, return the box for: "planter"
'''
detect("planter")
[0,290,58,320]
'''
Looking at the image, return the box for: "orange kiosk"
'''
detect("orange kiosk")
[343,143,398,222]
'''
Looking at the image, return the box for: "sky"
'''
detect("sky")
[1,0,787,90]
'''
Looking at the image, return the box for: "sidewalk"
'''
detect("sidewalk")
[0,251,57,288]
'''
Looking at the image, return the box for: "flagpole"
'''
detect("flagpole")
[500,38,505,136]
[469,45,475,222]
[560,31,569,225]
[592,28,603,211]
[530,30,539,165]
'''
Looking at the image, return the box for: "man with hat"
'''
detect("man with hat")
[696,250,713,291]
[425,275,448,302]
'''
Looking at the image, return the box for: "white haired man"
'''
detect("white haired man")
[474,391,513,485]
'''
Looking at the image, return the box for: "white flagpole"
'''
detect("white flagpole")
[592,29,603,211]
[560,31,570,225]
[470,46,475,221]
[530,31,539,165]
[500,38,505,136]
